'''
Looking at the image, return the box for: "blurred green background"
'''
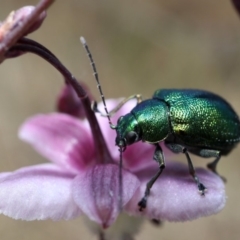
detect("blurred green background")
[1,0,240,239]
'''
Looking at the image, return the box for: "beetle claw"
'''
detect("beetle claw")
[138,197,147,211]
[198,183,207,195]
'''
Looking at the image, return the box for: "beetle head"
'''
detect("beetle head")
[115,113,141,149]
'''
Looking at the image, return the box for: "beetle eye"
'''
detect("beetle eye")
[125,131,138,144]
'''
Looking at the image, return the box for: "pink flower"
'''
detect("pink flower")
[0,98,226,230]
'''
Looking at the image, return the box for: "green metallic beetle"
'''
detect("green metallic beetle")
[80,37,240,211]
[113,89,240,210]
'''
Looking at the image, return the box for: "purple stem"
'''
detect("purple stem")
[9,40,113,164]
[232,0,240,17]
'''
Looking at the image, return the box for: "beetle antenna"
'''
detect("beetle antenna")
[118,146,123,212]
[80,36,116,129]
[81,37,122,212]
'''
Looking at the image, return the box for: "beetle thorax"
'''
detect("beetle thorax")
[115,99,171,147]
[131,99,170,143]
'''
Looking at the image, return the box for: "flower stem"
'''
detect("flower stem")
[99,231,106,240]
[232,0,240,17]
[9,39,113,164]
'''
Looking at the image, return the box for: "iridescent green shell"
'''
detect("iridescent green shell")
[153,89,240,150]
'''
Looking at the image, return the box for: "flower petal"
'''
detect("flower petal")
[73,164,140,228]
[122,142,157,172]
[19,113,94,173]
[126,161,226,221]
[0,163,82,220]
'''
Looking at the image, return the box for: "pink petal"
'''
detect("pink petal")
[124,142,174,172]
[122,142,157,172]
[73,164,140,228]
[0,172,11,180]
[0,163,82,220]
[19,113,94,173]
[126,161,226,221]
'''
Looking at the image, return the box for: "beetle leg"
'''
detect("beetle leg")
[138,144,165,211]
[150,219,163,227]
[199,149,226,182]
[165,143,207,195]
[183,148,207,195]
[92,94,142,117]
